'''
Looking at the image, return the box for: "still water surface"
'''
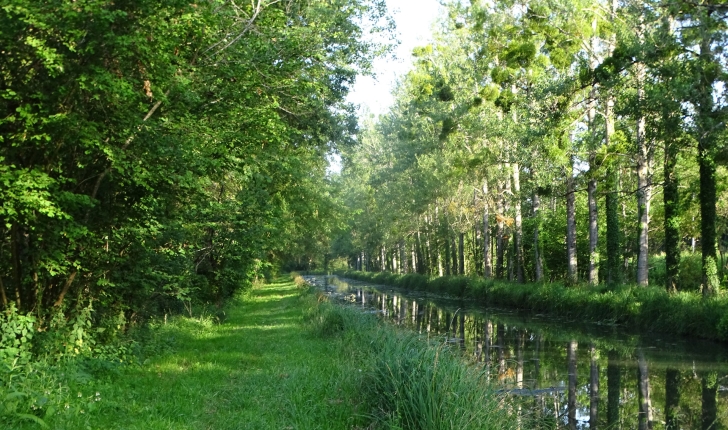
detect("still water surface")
[307,275,728,429]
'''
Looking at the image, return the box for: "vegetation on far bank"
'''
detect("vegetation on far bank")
[329,269,728,342]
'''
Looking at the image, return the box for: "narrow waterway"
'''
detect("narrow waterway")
[307,275,728,429]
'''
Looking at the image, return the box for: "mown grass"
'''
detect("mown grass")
[10,278,368,429]
[7,275,514,429]
[337,270,728,342]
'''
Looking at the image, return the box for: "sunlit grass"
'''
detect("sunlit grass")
[17,278,367,430]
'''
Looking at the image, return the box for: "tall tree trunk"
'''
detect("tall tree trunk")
[483,180,492,278]
[496,178,505,279]
[566,157,578,284]
[697,11,720,297]
[532,174,544,282]
[607,350,621,427]
[665,138,680,292]
[567,340,578,430]
[10,223,23,309]
[444,227,451,276]
[637,350,654,430]
[636,17,651,287]
[458,232,465,275]
[513,163,524,283]
[588,15,600,286]
[451,234,458,276]
[605,0,621,287]
[665,368,681,430]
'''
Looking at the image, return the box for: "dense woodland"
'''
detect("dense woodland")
[2,0,728,379]
[0,0,389,354]
[332,0,728,295]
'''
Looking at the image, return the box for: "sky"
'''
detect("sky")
[346,0,443,117]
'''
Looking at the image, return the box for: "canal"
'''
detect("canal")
[307,275,728,429]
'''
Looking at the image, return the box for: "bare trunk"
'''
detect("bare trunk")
[53,270,78,307]
[496,176,505,278]
[566,157,578,283]
[458,232,465,275]
[636,18,650,287]
[483,180,492,278]
[533,187,544,282]
[588,15,600,285]
[513,163,524,283]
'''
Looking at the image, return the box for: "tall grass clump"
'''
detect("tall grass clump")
[361,330,510,430]
[301,286,511,430]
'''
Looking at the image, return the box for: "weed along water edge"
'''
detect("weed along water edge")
[308,274,728,429]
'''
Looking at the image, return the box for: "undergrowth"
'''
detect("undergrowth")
[0,300,220,428]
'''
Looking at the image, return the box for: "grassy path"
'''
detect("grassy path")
[41,279,363,430]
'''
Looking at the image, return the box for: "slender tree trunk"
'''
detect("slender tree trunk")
[411,242,417,274]
[532,176,544,282]
[588,15,600,286]
[458,232,465,275]
[513,163,524,283]
[605,0,621,287]
[505,167,513,281]
[665,138,680,292]
[10,223,23,309]
[483,180,492,278]
[496,178,505,279]
[451,234,458,276]
[665,368,681,430]
[566,157,578,284]
[444,227,451,276]
[636,17,651,287]
[697,11,720,296]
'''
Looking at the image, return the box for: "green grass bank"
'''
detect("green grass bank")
[4,276,513,429]
[332,270,728,342]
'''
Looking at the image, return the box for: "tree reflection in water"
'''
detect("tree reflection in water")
[309,276,728,429]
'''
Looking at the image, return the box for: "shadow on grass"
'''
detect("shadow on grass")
[33,280,361,430]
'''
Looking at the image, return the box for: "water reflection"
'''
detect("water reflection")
[309,275,728,429]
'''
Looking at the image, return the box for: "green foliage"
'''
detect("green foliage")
[0,305,35,364]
